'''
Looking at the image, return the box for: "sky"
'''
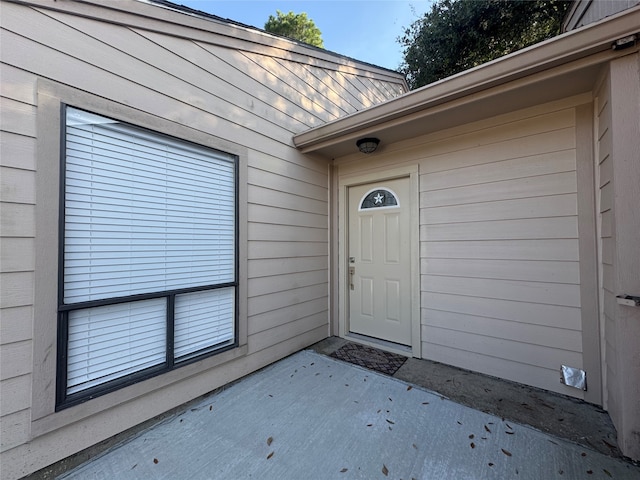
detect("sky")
[179,1,434,71]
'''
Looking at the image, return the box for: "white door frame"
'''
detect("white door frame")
[338,165,421,358]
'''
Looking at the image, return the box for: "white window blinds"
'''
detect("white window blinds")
[67,299,166,394]
[62,107,237,397]
[174,288,235,360]
[64,108,235,304]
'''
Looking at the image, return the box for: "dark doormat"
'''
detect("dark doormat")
[330,342,407,376]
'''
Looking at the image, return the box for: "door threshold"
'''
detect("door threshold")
[344,332,412,357]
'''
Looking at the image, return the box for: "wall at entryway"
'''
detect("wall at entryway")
[335,93,599,400]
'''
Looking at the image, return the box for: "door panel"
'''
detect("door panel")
[348,178,411,345]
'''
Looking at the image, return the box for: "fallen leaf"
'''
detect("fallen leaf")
[470,442,475,449]
[501,449,512,457]
[587,470,593,475]
[469,434,474,439]
[603,469,612,477]
[386,419,395,425]
[267,437,273,446]
[153,458,159,464]
[367,424,373,427]
[488,463,494,467]
[388,397,393,402]
[412,443,417,449]
[180,419,183,423]
[310,363,314,366]
[581,452,587,457]
[422,402,429,405]
[407,386,412,391]
[267,452,274,460]
[382,465,389,476]
[506,423,513,430]
[209,405,213,411]
[131,464,138,470]
[484,425,491,433]
[457,421,462,425]
[340,468,348,473]
[505,431,514,435]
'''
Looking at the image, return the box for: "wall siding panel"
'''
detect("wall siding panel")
[419,109,582,396]
[338,101,585,397]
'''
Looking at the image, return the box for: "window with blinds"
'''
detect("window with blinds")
[58,107,237,407]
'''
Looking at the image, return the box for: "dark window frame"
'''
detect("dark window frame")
[56,104,239,410]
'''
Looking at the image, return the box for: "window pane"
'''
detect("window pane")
[67,299,166,394]
[64,107,235,304]
[174,288,235,360]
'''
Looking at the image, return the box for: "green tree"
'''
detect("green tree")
[399,0,570,89]
[264,10,324,48]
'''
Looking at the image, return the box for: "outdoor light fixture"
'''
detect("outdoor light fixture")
[356,137,380,154]
[612,34,637,50]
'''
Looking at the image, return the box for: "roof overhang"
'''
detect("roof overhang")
[294,6,640,159]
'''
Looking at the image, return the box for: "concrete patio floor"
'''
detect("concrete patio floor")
[310,337,625,459]
[56,347,639,480]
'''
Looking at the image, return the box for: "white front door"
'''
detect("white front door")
[348,177,412,346]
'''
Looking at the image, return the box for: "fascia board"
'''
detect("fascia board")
[294,5,640,151]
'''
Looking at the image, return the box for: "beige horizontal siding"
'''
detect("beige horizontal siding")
[422,292,582,330]
[0,341,32,381]
[248,311,327,354]
[422,258,580,284]
[423,239,580,261]
[0,55,38,460]
[419,108,582,396]
[0,307,33,344]
[1,409,30,452]
[422,276,581,308]
[421,194,578,224]
[248,270,328,297]
[422,216,578,241]
[421,109,583,395]
[248,283,328,317]
[248,186,328,216]
[248,204,327,229]
[423,309,583,351]
[248,256,327,278]
[248,297,328,335]
[0,375,31,417]
[248,167,327,202]
[0,238,35,273]
[0,131,36,171]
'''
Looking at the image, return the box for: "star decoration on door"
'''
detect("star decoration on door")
[360,189,399,210]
